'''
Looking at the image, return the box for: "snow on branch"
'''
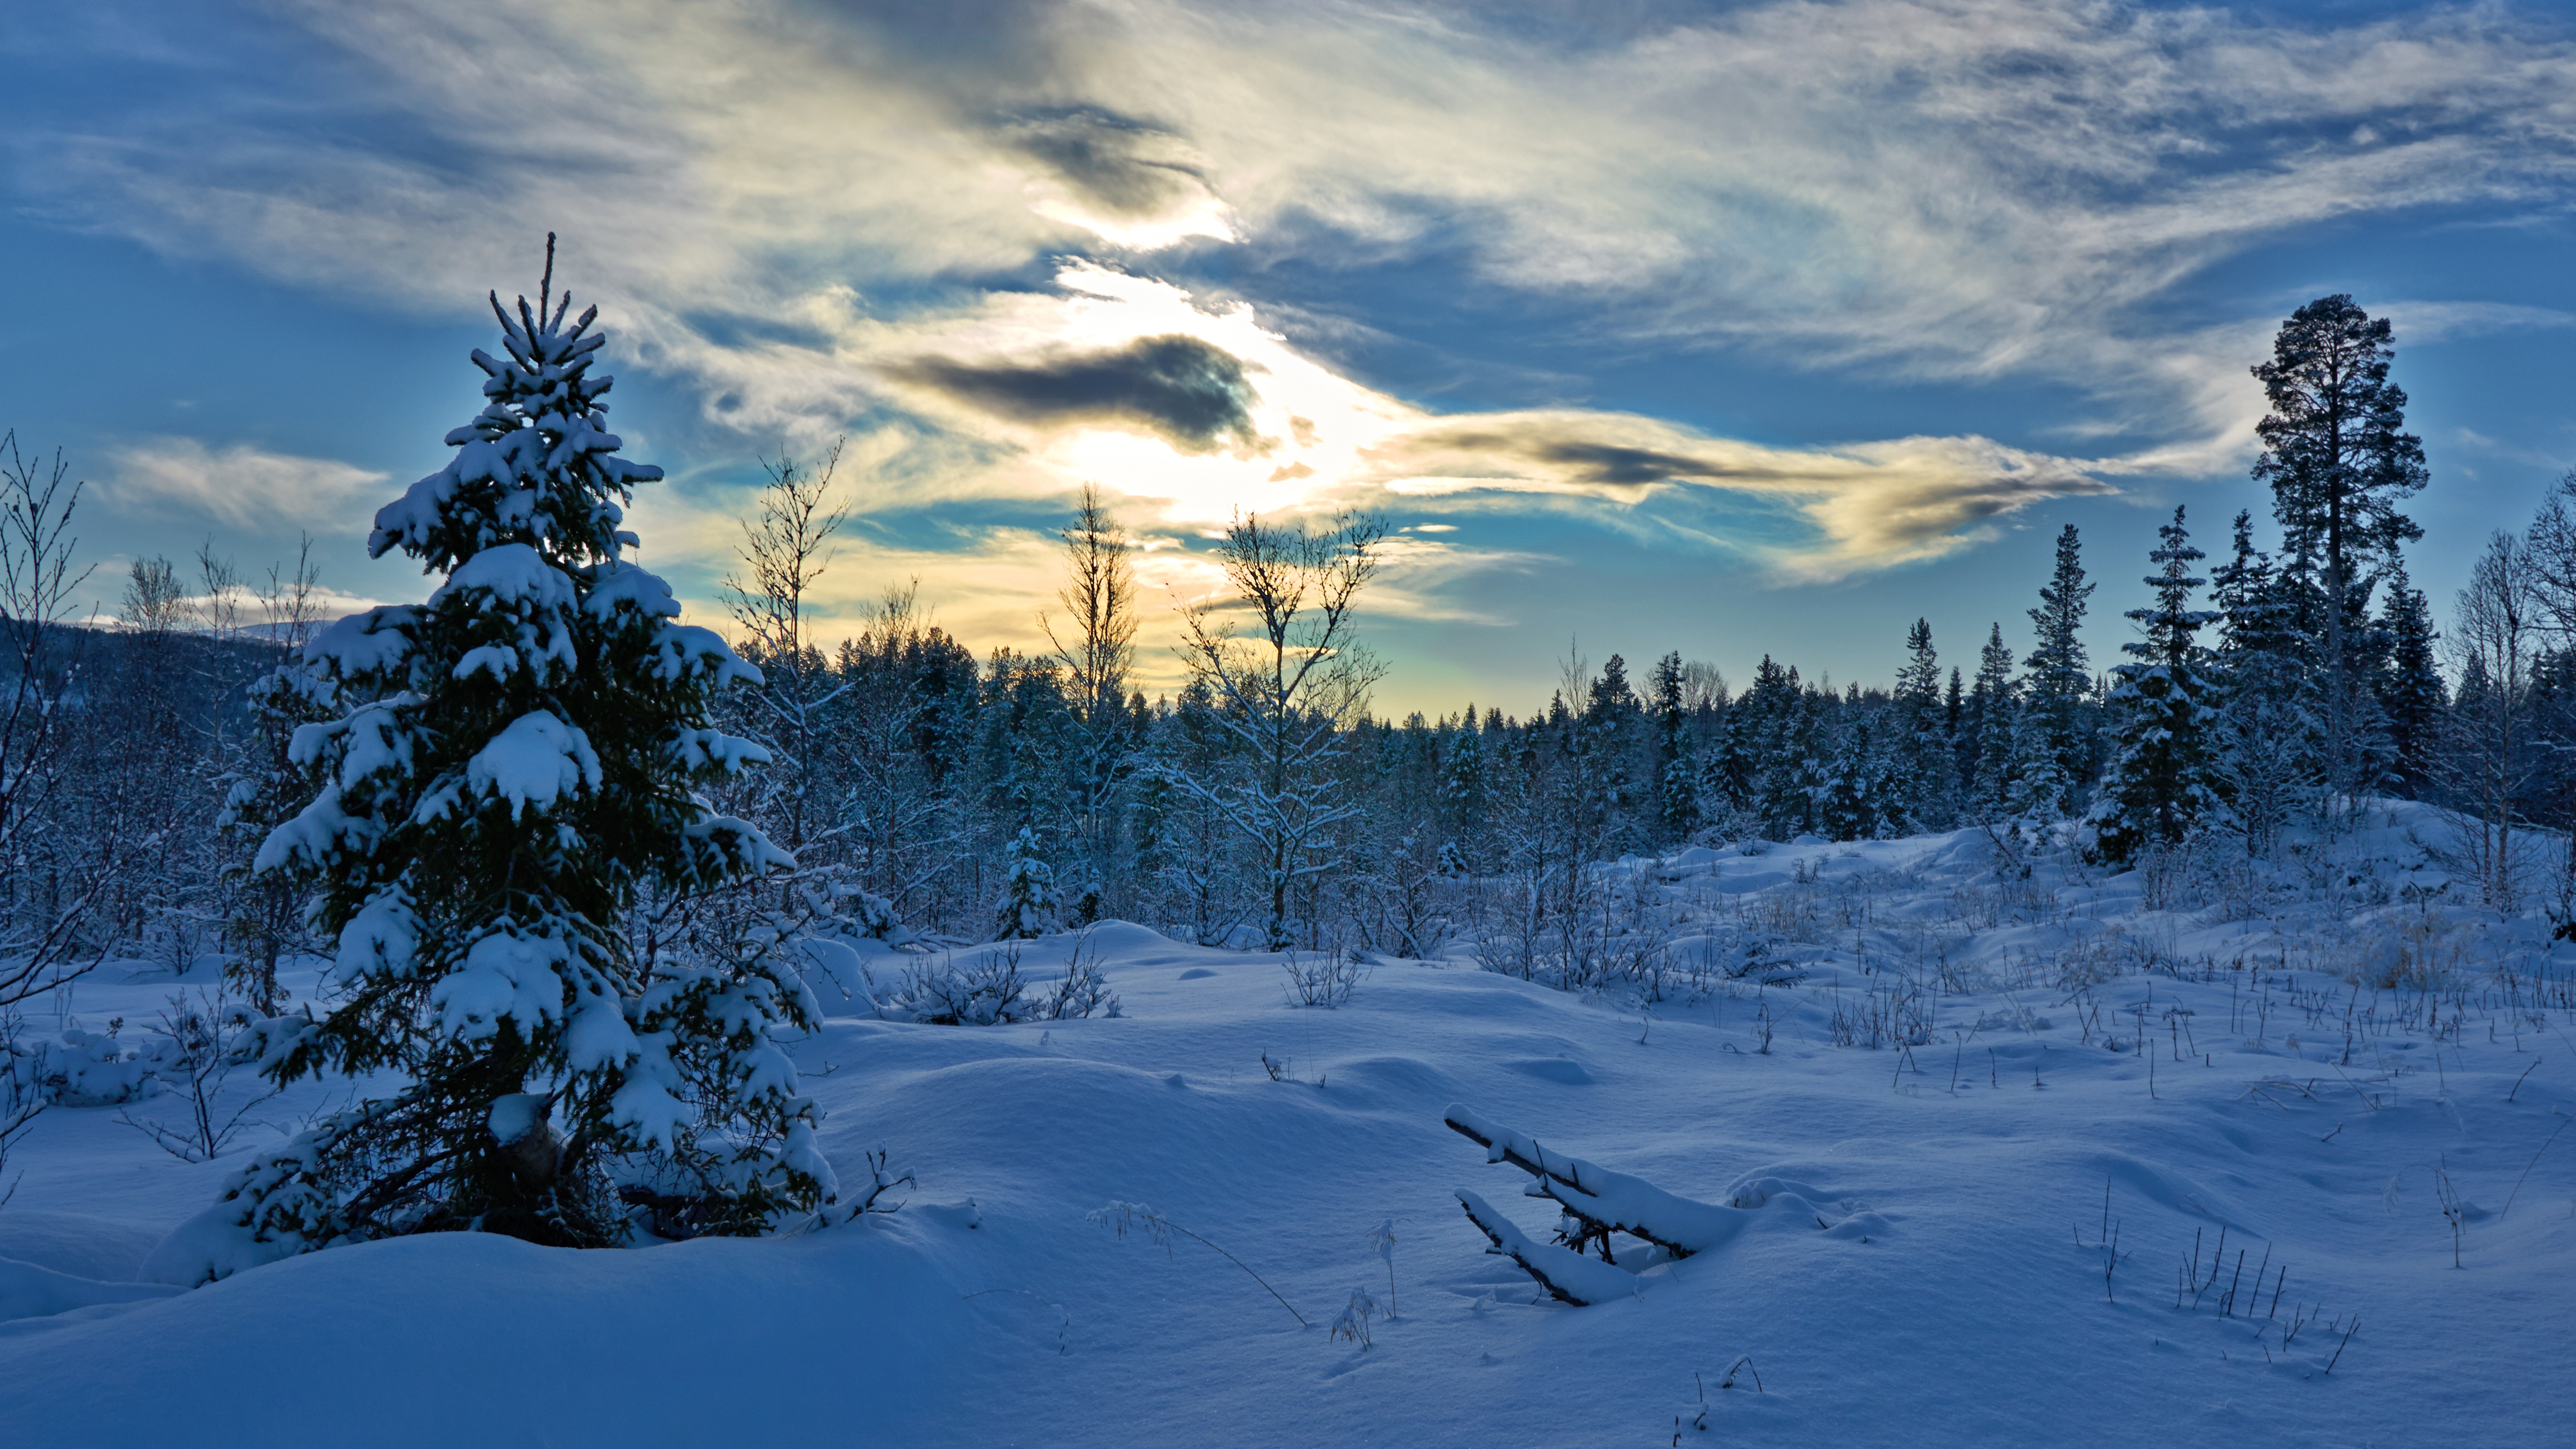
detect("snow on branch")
[1445,1103,1746,1258]
[1453,1190,1637,1307]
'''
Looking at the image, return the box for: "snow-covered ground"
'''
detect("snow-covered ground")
[6,801,2574,1447]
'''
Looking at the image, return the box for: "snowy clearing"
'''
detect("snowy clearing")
[5,803,2574,1447]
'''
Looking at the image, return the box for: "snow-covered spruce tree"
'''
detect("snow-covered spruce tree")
[2016,524,2095,815]
[2091,507,2220,864]
[2207,510,2321,857]
[1892,618,1953,828]
[991,825,1063,940]
[1964,623,2019,813]
[1647,652,1698,845]
[216,244,828,1266]
[2375,563,2446,800]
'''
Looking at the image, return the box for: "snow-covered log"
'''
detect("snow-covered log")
[1445,1103,1745,1257]
[1453,1190,1638,1306]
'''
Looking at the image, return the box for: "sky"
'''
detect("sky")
[3,0,2573,717]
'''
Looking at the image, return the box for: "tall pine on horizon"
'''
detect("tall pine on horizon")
[197,242,831,1277]
[2251,293,2427,811]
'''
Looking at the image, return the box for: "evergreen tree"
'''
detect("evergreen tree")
[216,244,823,1271]
[2376,564,2445,799]
[2018,525,2094,813]
[1646,652,1697,844]
[2251,294,2427,805]
[2206,510,2321,854]
[991,825,1063,939]
[1815,716,1878,841]
[2092,508,2219,863]
[1892,618,1952,827]
[1965,623,2018,812]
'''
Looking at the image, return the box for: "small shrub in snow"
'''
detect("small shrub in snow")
[1365,1215,1402,1319]
[8,1023,161,1109]
[116,988,280,1163]
[1036,934,1120,1020]
[879,947,1033,1025]
[1281,949,1366,1007]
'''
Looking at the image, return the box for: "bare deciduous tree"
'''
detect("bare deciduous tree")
[723,439,853,854]
[0,431,105,1010]
[1173,510,1386,950]
[1042,485,1139,910]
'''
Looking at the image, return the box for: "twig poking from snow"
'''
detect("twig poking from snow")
[2499,1113,2572,1220]
[1365,1216,1404,1320]
[1088,1201,1308,1327]
[962,1288,1071,1355]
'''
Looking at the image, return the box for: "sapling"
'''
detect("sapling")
[115,988,279,1163]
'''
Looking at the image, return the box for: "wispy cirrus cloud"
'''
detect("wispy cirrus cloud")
[17,0,2576,596]
[102,437,388,532]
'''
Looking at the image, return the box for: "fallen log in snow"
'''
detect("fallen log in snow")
[1445,1102,1746,1259]
[1453,1190,1639,1306]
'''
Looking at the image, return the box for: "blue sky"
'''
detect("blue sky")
[5,1,2573,715]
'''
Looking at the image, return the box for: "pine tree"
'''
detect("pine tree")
[1815,716,1878,841]
[1647,652,1697,844]
[212,243,824,1272]
[2018,525,2094,814]
[2206,510,2321,855]
[2376,564,2445,799]
[991,825,1063,939]
[2251,294,2427,808]
[2092,508,2219,863]
[1892,618,1952,827]
[1966,623,2018,812]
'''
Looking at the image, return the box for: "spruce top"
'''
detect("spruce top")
[370,235,661,575]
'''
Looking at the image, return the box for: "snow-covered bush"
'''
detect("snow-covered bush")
[7,1024,163,1109]
[876,934,1118,1025]
[1282,949,1366,1007]
[186,243,828,1274]
[878,947,1034,1025]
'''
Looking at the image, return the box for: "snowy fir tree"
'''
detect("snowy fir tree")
[2376,564,2446,799]
[1964,623,2019,813]
[1647,651,1698,844]
[2017,524,2095,815]
[1892,618,1952,828]
[2091,507,2220,863]
[196,242,830,1274]
[2208,510,2323,853]
[991,825,1064,940]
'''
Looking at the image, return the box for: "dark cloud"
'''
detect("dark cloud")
[998,107,1215,222]
[1405,429,1736,495]
[896,333,1265,453]
[1364,409,2114,576]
